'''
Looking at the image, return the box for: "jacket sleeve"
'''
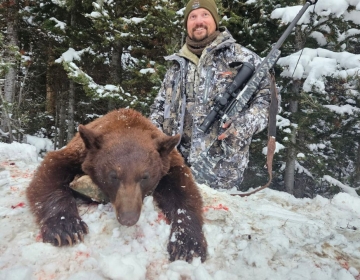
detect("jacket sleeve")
[149,75,167,130]
[149,63,181,132]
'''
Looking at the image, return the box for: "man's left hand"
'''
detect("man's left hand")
[218,119,238,140]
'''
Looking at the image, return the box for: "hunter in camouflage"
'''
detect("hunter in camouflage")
[149,0,271,190]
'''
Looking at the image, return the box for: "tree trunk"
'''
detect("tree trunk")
[283,25,305,195]
[67,81,75,141]
[0,93,13,142]
[108,40,123,111]
[1,0,19,142]
[293,129,307,197]
[46,48,56,114]
[355,142,360,188]
[284,123,297,194]
[66,4,77,142]
[58,95,67,148]
[54,102,59,150]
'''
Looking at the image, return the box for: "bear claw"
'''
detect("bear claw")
[168,237,207,262]
[41,215,89,247]
[66,235,73,246]
[55,234,61,246]
[78,232,85,242]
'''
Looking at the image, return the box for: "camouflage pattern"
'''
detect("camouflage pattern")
[223,49,281,121]
[150,27,271,190]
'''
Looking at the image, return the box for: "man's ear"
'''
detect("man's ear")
[156,134,181,157]
[78,125,103,150]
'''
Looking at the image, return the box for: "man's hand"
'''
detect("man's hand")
[218,119,238,140]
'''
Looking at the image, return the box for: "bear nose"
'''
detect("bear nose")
[117,212,140,226]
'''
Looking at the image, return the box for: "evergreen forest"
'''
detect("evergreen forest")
[1,0,360,198]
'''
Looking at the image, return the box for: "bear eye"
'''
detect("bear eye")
[141,172,149,181]
[108,170,119,182]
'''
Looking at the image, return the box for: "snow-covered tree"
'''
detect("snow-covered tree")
[271,0,360,197]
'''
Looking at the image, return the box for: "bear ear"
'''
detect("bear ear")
[156,134,181,157]
[78,125,103,150]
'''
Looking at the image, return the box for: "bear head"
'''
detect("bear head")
[78,124,180,227]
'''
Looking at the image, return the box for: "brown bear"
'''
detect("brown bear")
[26,108,207,262]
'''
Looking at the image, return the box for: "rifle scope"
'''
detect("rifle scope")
[199,62,255,133]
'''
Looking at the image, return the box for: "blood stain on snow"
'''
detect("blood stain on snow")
[35,233,43,242]
[21,172,34,179]
[75,251,90,261]
[36,273,57,280]
[10,186,19,192]
[11,202,25,209]
[203,203,229,212]
[155,212,169,224]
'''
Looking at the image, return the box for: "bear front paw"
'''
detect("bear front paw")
[40,213,89,246]
[168,225,207,263]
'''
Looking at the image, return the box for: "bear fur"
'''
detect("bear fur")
[26,108,207,262]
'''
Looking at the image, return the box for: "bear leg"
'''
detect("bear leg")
[26,148,89,246]
[153,165,207,262]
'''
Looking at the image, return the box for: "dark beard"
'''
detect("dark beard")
[185,30,221,56]
[190,27,208,42]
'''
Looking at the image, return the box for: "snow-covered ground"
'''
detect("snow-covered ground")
[0,142,360,280]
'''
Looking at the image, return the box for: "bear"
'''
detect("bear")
[26,108,207,262]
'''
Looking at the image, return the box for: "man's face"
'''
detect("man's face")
[187,8,216,42]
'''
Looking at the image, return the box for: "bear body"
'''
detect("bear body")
[26,108,207,262]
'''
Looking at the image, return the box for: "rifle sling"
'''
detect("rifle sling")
[231,74,278,197]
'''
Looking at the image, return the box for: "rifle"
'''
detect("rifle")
[199,0,318,134]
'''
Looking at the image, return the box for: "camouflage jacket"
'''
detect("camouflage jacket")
[150,28,271,190]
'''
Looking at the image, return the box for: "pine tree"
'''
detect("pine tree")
[270,0,360,197]
[224,0,360,197]
[53,0,185,116]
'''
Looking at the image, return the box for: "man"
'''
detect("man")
[150,0,271,189]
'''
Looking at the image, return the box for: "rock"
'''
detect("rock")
[70,175,109,203]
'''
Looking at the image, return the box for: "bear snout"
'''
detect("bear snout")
[116,211,141,226]
[114,184,143,227]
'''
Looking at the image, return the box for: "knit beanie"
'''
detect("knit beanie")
[184,0,220,29]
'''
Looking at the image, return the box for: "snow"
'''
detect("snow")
[323,104,360,115]
[322,176,360,197]
[140,68,155,74]
[0,142,360,279]
[24,135,54,155]
[270,0,360,25]
[55,48,82,63]
[270,0,360,98]
[121,17,146,24]
[0,142,38,163]
[277,48,360,93]
[89,12,103,19]
[49,17,66,30]
[51,0,66,7]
